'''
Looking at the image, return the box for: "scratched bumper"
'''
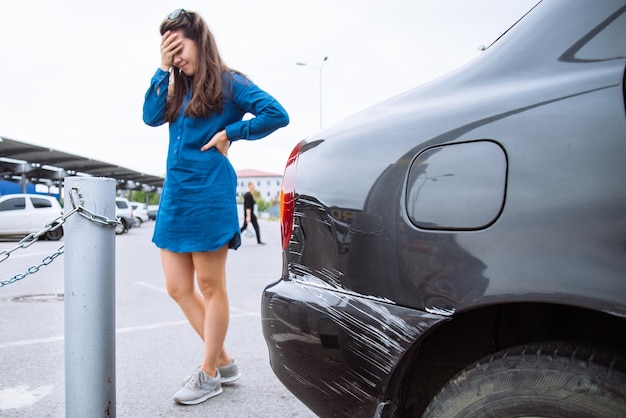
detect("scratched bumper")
[261,278,446,417]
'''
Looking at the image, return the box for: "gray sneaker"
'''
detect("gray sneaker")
[218,359,241,385]
[173,368,223,405]
[183,360,241,386]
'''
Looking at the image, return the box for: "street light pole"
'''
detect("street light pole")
[296,56,328,129]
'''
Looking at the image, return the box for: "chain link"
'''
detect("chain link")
[0,246,65,288]
[0,188,121,287]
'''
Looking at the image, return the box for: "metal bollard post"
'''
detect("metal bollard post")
[64,177,116,417]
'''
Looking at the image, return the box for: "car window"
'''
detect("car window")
[31,197,53,209]
[0,197,26,211]
[116,201,129,209]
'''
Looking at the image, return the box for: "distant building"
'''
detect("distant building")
[236,169,282,202]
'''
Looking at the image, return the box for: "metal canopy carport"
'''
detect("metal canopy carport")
[0,136,163,192]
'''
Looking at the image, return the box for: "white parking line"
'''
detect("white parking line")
[231,306,260,318]
[135,281,260,318]
[0,384,54,410]
[135,281,167,293]
[0,335,64,349]
[0,321,187,349]
[0,311,257,349]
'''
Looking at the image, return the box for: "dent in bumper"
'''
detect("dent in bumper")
[262,278,447,417]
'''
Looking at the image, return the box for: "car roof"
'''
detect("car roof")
[0,193,58,199]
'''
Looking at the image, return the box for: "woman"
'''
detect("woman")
[142,8,289,405]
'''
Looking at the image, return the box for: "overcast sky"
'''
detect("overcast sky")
[0,0,539,178]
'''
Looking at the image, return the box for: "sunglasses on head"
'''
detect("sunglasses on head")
[167,8,193,23]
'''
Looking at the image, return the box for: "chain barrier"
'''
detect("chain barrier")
[0,187,121,287]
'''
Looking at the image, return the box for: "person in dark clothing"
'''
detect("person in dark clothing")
[240,182,265,244]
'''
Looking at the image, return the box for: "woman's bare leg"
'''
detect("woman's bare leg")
[192,246,230,377]
[161,249,205,332]
[161,249,232,374]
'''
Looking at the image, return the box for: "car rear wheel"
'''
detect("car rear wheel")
[44,227,63,241]
[423,342,626,418]
[115,218,126,235]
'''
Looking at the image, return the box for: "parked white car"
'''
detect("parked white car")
[148,204,159,220]
[130,202,150,226]
[115,197,134,235]
[0,194,64,240]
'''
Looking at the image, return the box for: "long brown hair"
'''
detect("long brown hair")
[159,10,233,122]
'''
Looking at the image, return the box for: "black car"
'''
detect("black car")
[262,0,626,416]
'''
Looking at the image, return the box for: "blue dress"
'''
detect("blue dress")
[143,69,289,253]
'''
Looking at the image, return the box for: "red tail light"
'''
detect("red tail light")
[280,140,305,250]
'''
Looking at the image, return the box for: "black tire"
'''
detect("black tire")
[44,226,63,241]
[423,342,626,418]
[115,218,126,235]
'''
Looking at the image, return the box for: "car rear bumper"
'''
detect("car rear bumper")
[261,278,447,417]
[119,215,134,228]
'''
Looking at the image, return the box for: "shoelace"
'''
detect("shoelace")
[186,369,203,388]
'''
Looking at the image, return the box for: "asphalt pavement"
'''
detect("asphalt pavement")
[0,218,317,417]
